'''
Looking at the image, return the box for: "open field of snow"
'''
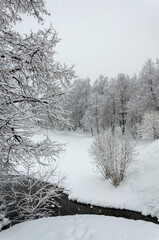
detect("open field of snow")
[45,130,159,220]
[1,215,159,240]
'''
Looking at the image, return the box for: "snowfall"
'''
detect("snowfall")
[1,130,159,239]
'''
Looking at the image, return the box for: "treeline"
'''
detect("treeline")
[66,58,159,137]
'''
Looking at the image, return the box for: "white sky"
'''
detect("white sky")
[15,0,159,81]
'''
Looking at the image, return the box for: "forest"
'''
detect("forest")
[66,59,159,139]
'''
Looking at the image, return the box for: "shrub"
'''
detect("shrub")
[89,130,136,187]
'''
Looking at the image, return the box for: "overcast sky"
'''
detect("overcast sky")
[15,0,159,81]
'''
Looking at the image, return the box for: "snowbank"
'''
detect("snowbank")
[1,215,159,240]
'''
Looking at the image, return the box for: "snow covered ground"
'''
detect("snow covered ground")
[45,130,159,220]
[1,215,159,240]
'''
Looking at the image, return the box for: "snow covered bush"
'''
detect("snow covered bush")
[0,139,64,223]
[89,130,136,187]
[138,110,159,139]
[1,175,60,223]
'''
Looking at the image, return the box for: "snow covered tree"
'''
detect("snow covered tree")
[102,79,118,133]
[67,78,90,130]
[126,59,159,137]
[115,74,130,134]
[82,93,104,135]
[138,110,159,139]
[0,0,75,221]
[139,59,159,111]
[102,74,131,134]
[91,75,108,95]
[126,75,143,136]
[90,130,136,187]
[81,76,107,135]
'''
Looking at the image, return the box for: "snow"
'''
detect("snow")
[44,130,159,220]
[0,218,10,231]
[1,215,159,240]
